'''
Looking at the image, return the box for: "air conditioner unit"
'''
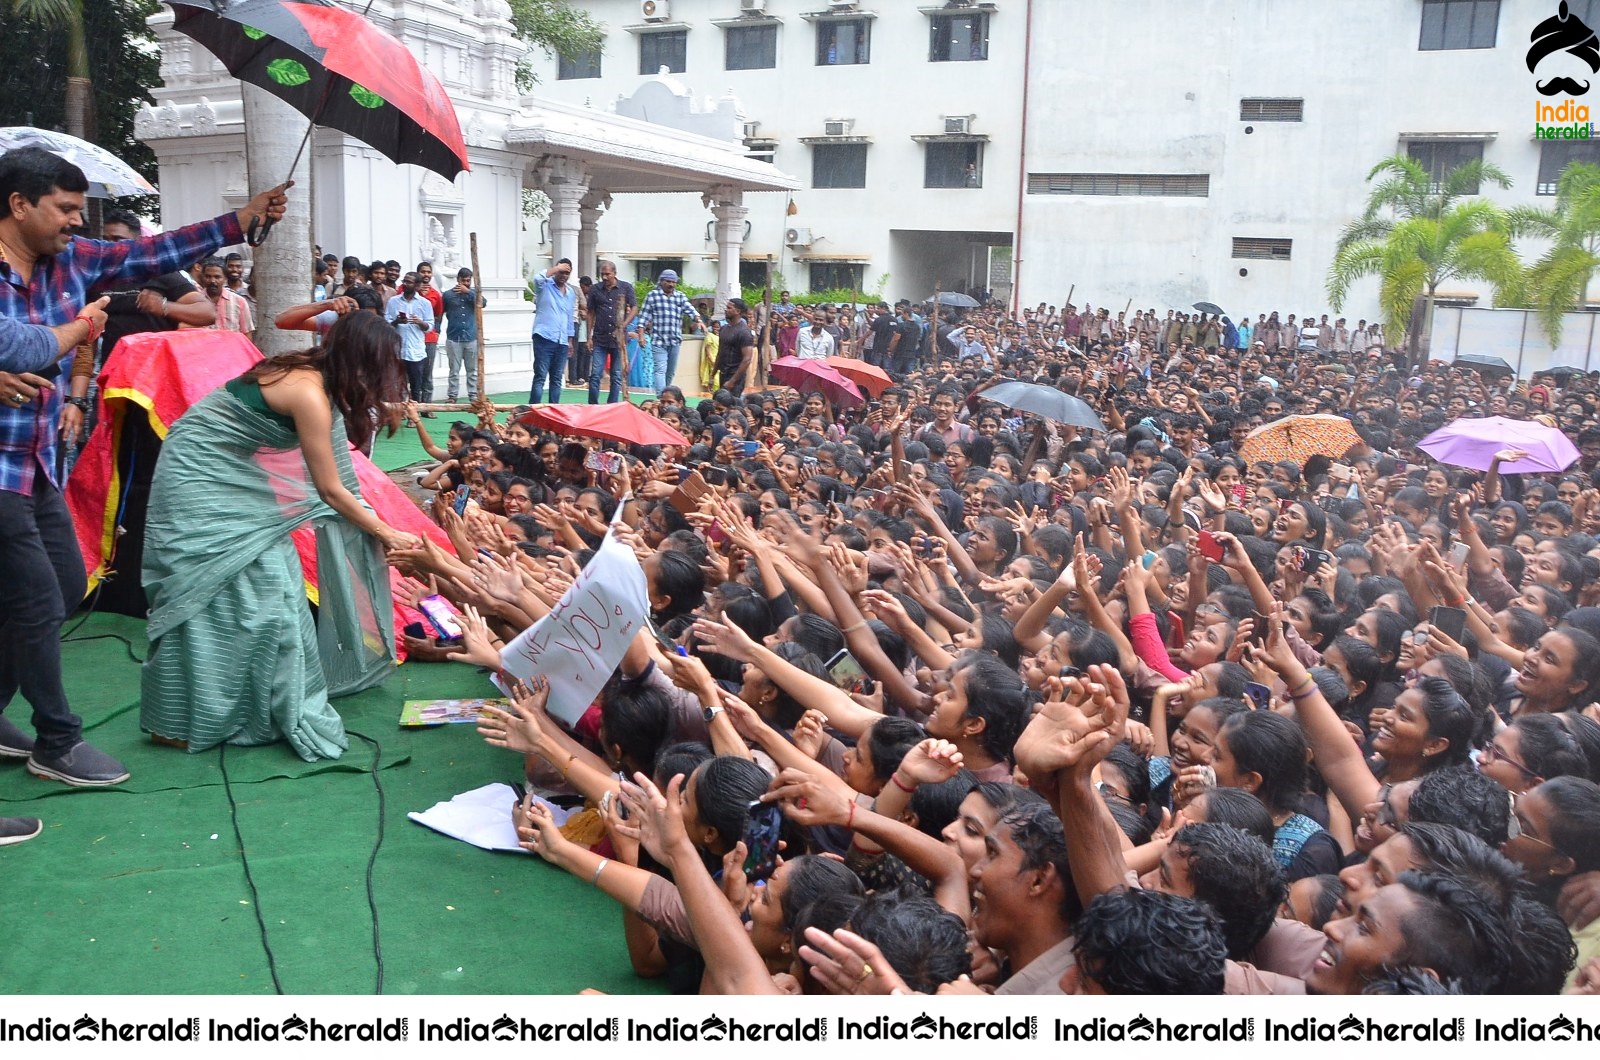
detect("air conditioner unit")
[741,0,767,12]
[640,0,669,22]
[944,115,973,135]
[785,226,813,248]
[742,120,761,139]
[823,119,853,137]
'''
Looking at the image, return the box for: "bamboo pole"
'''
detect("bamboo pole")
[470,233,485,402]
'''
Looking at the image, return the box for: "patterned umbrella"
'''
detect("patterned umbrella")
[168,0,468,180]
[0,127,156,198]
[769,357,864,408]
[1237,414,1362,465]
[825,357,893,398]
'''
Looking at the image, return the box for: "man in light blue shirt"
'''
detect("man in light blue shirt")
[386,271,433,402]
[530,257,576,403]
[632,269,702,393]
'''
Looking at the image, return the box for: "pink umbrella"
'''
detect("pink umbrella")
[769,356,864,408]
[1417,416,1579,474]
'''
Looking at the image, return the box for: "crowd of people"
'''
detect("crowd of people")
[389,276,1600,995]
[4,144,1600,996]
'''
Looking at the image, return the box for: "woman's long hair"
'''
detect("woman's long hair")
[246,311,405,450]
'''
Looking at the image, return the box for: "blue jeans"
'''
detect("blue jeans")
[589,344,624,404]
[652,342,681,393]
[530,335,568,403]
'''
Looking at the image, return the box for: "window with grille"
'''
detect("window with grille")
[1538,141,1600,195]
[557,47,602,80]
[926,142,983,188]
[1239,98,1303,122]
[1026,173,1211,197]
[1419,0,1499,50]
[726,24,777,71]
[929,14,988,62]
[809,263,864,293]
[1232,238,1293,260]
[1406,140,1485,192]
[812,143,868,189]
[634,259,686,286]
[639,30,687,75]
[817,18,870,65]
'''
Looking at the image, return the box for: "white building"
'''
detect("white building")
[531,0,1600,322]
[134,0,797,386]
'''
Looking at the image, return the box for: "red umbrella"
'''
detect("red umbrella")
[516,403,689,449]
[825,357,893,398]
[171,0,469,240]
[770,356,864,408]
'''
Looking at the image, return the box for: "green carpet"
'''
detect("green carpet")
[0,613,665,996]
[372,388,653,473]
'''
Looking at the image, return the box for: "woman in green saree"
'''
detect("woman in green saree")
[140,311,421,761]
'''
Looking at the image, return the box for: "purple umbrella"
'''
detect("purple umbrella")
[1417,416,1579,474]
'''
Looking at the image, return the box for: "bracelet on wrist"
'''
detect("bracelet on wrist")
[890,771,916,794]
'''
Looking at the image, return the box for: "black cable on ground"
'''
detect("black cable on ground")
[219,742,286,995]
[346,729,388,995]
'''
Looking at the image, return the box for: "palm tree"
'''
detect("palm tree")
[12,0,90,138]
[1327,155,1522,366]
[1507,162,1600,346]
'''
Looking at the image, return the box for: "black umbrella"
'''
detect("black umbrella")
[1453,353,1515,376]
[1540,364,1591,381]
[1192,301,1225,315]
[930,291,980,308]
[170,0,469,240]
[983,381,1106,432]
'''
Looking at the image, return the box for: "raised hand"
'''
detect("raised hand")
[895,738,965,785]
[763,767,853,829]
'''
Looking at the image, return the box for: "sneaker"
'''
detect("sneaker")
[27,741,130,787]
[0,716,33,758]
[0,817,42,846]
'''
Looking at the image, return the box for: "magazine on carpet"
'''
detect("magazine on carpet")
[398,697,509,727]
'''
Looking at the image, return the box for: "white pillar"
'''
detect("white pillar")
[242,84,313,357]
[539,155,589,270]
[707,185,748,314]
[578,190,610,279]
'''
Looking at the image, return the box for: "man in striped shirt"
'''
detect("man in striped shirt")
[632,269,701,393]
[0,146,288,787]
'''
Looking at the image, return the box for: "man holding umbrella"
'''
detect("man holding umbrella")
[0,146,289,788]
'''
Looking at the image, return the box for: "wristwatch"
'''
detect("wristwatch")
[702,704,724,724]
[65,396,90,410]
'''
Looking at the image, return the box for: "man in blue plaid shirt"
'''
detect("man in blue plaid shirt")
[0,147,289,789]
[631,269,702,393]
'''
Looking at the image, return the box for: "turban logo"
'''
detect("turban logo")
[1528,1,1600,96]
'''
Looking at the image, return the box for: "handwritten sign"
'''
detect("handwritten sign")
[496,527,650,726]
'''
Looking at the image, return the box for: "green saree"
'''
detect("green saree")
[139,378,395,761]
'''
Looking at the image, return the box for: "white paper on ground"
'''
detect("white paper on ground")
[407,782,576,853]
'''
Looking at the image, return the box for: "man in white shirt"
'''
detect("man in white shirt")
[795,309,835,360]
[386,270,434,403]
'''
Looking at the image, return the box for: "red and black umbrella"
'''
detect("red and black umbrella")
[169,0,469,184]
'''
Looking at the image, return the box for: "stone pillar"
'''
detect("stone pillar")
[538,155,590,271]
[706,185,748,313]
[242,83,313,357]
[578,190,610,279]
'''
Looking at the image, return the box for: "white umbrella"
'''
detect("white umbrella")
[0,127,157,198]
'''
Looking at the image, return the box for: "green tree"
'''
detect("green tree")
[0,0,159,211]
[1327,154,1523,365]
[506,0,605,91]
[1507,161,1600,346]
[10,0,92,138]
